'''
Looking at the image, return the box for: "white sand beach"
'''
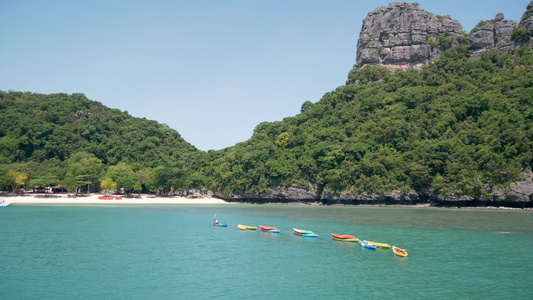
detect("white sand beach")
[2,194,229,205]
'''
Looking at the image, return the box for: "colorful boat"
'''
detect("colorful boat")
[293,228,318,238]
[212,223,227,227]
[331,233,359,242]
[238,225,257,230]
[293,228,314,234]
[392,246,408,257]
[260,225,278,232]
[363,240,391,249]
[359,240,377,249]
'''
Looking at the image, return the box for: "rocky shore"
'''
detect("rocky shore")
[217,179,533,209]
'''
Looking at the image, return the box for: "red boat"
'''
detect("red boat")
[260,225,278,232]
[331,233,359,242]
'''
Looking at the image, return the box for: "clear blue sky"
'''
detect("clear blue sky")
[1,0,529,151]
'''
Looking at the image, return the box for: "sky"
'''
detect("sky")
[1,0,530,151]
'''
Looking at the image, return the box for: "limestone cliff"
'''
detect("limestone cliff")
[356,2,463,70]
[468,13,516,58]
[519,2,533,33]
[218,182,533,208]
[356,2,533,70]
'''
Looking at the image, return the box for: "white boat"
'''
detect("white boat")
[0,199,11,207]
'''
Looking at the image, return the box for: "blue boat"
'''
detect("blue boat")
[359,240,377,249]
[267,229,280,233]
[212,223,228,227]
[300,233,318,238]
[0,200,11,207]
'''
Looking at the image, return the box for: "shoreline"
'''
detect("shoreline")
[1,194,229,205]
[1,194,531,210]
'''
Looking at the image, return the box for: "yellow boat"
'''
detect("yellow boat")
[393,246,408,257]
[363,240,391,248]
[237,224,257,230]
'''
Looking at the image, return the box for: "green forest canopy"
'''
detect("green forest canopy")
[1,45,533,198]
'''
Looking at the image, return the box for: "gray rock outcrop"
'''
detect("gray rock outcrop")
[221,184,320,204]
[468,13,516,58]
[220,181,532,208]
[356,2,533,70]
[503,179,533,207]
[518,2,533,34]
[356,2,463,70]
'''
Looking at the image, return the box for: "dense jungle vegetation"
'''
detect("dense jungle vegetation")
[1,45,533,198]
[0,92,201,194]
[205,45,533,198]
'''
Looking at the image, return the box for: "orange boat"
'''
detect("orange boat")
[392,246,408,257]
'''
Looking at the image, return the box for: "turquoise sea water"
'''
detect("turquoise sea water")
[1,204,532,299]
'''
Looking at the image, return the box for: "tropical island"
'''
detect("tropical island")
[2,2,533,208]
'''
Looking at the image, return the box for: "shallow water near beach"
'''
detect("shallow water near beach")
[1,205,532,299]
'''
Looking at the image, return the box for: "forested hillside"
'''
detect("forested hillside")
[0,92,201,194]
[203,46,533,201]
[2,45,533,206]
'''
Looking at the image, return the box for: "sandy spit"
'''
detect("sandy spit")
[1,194,229,205]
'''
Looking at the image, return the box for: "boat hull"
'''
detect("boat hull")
[213,223,227,227]
[293,228,318,237]
[393,246,408,257]
[238,225,256,230]
[260,225,278,232]
[359,240,377,249]
[293,228,314,234]
[364,240,391,248]
[331,233,358,242]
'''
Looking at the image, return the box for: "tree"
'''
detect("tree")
[275,132,291,148]
[511,26,531,43]
[301,101,314,113]
[147,166,176,195]
[63,152,103,194]
[106,162,141,194]
[7,170,28,194]
[100,177,117,195]
[29,174,59,193]
[136,170,150,192]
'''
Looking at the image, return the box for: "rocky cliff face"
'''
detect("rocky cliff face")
[519,3,533,33]
[356,2,533,70]
[220,182,532,208]
[356,2,463,70]
[468,13,516,58]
